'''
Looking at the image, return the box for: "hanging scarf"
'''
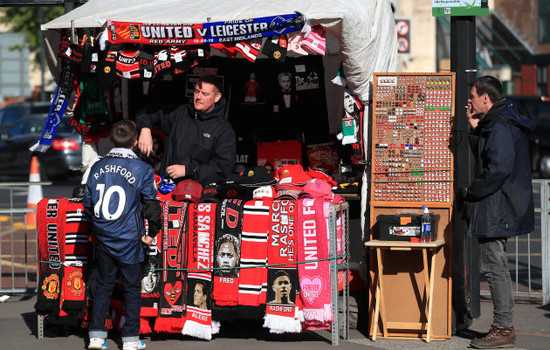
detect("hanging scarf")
[297,198,332,330]
[35,198,64,315]
[236,199,270,320]
[182,203,219,339]
[30,58,76,153]
[263,199,303,333]
[140,218,163,334]
[60,200,90,313]
[212,199,244,309]
[154,201,187,333]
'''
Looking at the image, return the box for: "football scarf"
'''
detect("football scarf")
[212,199,244,308]
[182,203,219,340]
[297,198,332,330]
[106,14,304,46]
[60,200,90,313]
[154,201,187,333]
[30,58,75,153]
[35,198,64,315]
[264,199,303,333]
[237,199,270,320]
[140,219,163,333]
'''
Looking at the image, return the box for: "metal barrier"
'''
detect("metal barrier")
[0,181,51,294]
[479,179,550,304]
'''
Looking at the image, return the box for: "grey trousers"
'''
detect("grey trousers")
[479,237,514,329]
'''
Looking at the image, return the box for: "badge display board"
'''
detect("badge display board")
[368,72,455,339]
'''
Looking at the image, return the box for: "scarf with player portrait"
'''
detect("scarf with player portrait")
[154,201,187,333]
[182,203,219,339]
[263,199,303,333]
[212,199,244,312]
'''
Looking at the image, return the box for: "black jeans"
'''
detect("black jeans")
[89,249,142,342]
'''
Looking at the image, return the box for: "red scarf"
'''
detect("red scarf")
[154,201,187,333]
[212,199,244,309]
[60,200,90,313]
[263,199,303,333]
[35,198,64,316]
[140,216,163,333]
[182,203,219,339]
[236,199,270,320]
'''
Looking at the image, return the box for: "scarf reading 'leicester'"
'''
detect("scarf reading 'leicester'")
[154,201,187,333]
[182,203,219,339]
[264,199,303,333]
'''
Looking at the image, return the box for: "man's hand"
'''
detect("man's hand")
[166,164,186,179]
[142,235,154,248]
[466,103,480,130]
[138,128,153,157]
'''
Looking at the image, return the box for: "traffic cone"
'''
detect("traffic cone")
[25,156,43,229]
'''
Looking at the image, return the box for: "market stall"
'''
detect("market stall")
[34,0,398,345]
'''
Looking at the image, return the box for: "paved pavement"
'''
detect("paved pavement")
[0,294,548,350]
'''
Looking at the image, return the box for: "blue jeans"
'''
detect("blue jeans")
[89,248,142,342]
[478,237,514,329]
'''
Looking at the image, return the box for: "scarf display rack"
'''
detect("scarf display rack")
[35,200,350,346]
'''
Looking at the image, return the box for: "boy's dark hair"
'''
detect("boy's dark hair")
[110,120,138,148]
[472,75,503,103]
[197,74,223,94]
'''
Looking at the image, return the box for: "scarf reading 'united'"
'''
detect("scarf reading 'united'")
[60,200,90,314]
[237,199,270,320]
[35,198,65,316]
[264,199,303,333]
[154,201,187,333]
[297,198,332,330]
[182,203,219,339]
[212,199,244,310]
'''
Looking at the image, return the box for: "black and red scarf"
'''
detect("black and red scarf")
[154,200,187,333]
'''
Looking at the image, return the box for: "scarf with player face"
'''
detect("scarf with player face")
[182,203,220,339]
[212,199,245,317]
[35,199,65,316]
[297,197,333,330]
[263,199,303,333]
[154,201,187,333]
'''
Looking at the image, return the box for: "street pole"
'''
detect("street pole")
[450,15,479,332]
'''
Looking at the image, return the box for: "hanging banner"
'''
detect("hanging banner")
[106,13,304,46]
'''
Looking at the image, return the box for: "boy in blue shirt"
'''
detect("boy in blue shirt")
[84,120,161,350]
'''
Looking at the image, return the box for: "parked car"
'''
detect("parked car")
[0,102,51,135]
[0,115,82,180]
[507,96,550,178]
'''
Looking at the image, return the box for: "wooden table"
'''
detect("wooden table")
[364,240,445,342]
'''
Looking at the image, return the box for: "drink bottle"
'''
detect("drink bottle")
[421,205,431,243]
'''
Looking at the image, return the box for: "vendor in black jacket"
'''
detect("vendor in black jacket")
[461,75,535,349]
[136,75,236,186]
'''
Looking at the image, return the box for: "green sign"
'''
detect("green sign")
[432,0,489,16]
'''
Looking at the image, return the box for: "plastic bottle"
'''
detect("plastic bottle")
[421,205,432,243]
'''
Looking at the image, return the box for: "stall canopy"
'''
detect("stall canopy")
[41,0,398,103]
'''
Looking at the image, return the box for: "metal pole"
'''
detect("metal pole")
[450,15,479,332]
[39,7,46,101]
